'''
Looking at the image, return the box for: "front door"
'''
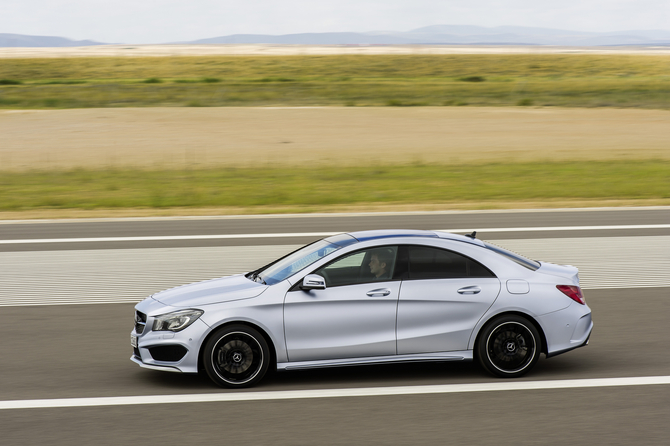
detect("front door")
[284,246,399,362]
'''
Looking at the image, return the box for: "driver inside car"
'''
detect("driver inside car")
[368,248,393,280]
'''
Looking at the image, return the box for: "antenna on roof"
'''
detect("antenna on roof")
[465,231,477,239]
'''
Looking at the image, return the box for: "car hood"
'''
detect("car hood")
[151,274,267,307]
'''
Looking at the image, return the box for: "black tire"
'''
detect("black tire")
[476,315,541,378]
[203,324,270,388]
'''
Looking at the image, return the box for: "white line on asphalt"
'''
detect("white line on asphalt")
[0,232,337,245]
[2,224,669,244]
[2,236,669,306]
[438,224,670,233]
[2,376,669,410]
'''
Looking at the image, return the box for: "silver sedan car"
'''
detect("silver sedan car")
[131,230,593,388]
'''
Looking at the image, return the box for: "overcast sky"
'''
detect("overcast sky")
[1,0,668,44]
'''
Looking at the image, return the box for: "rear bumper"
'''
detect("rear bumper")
[546,327,592,358]
[539,301,593,357]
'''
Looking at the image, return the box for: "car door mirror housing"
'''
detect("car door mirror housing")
[301,274,326,291]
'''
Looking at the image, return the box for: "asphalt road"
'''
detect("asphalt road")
[2,206,670,251]
[1,208,668,445]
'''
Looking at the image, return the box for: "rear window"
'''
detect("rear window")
[397,245,496,279]
[483,242,541,271]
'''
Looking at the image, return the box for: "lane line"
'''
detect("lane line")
[2,224,670,245]
[0,232,336,245]
[2,236,669,306]
[438,224,670,233]
[2,376,669,410]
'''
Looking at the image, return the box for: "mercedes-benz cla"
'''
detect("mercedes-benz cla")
[131,230,593,388]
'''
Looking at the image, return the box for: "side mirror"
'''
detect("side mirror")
[301,274,326,291]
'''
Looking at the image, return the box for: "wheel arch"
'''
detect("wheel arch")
[197,320,278,374]
[473,311,548,357]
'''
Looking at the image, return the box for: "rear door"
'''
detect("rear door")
[396,245,501,354]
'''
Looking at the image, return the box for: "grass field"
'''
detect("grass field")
[1,54,669,217]
[3,107,670,172]
[1,54,670,109]
[1,105,669,217]
[1,161,668,215]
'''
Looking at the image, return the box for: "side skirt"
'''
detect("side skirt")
[277,351,473,371]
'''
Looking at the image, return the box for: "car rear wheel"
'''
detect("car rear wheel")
[203,325,270,388]
[476,315,541,378]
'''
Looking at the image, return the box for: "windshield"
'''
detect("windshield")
[248,233,358,285]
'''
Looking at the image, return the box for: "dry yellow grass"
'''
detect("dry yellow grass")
[2,107,670,171]
[1,44,670,59]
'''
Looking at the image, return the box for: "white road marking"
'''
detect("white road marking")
[1,224,669,244]
[2,376,669,410]
[0,232,336,245]
[439,224,670,233]
[0,245,295,306]
[1,236,669,306]
[488,236,670,290]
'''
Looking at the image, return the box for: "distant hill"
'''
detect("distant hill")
[190,32,398,45]
[186,25,670,46]
[3,26,670,47]
[0,33,104,47]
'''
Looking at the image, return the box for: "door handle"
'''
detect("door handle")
[457,286,481,295]
[367,288,391,297]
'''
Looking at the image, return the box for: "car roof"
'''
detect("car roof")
[347,229,437,242]
[346,229,485,247]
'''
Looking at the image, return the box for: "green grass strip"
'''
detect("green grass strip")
[1,54,670,109]
[1,161,668,211]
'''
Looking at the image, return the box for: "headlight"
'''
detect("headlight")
[152,309,204,332]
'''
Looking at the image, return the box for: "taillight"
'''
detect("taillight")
[556,285,585,305]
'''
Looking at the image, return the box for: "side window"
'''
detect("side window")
[313,246,398,287]
[407,246,495,279]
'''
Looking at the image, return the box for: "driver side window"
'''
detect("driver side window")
[313,246,398,288]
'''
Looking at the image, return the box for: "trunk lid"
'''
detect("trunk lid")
[537,262,580,285]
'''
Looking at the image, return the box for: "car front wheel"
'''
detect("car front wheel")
[203,325,270,388]
[476,315,541,378]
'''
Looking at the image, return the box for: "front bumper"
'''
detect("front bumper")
[130,355,182,373]
[130,316,209,374]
